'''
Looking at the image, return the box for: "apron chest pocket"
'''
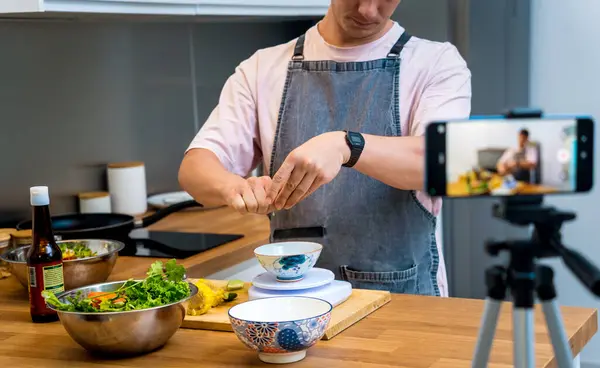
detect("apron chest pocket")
[340,264,419,294]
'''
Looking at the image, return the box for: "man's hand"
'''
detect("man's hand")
[267,131,350,210]
[222,175,275,215]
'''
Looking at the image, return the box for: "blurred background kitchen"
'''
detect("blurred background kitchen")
[0,0,599,365]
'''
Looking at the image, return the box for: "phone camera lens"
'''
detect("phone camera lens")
[581,151,588,159]
[581,135,587,142]
[437,125,445,134]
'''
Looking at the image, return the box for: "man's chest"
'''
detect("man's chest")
[254,68,410,143]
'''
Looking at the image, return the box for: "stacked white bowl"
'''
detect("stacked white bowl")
[227,241,352,364]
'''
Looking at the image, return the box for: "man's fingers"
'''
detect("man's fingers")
[284,171,318,209]
[241,186,259,213]
[229,194,247,214]
[259,175,273,191]
[274,167,306,210]
[249,178,270,214]
[268,160,294,201]
[299,177,324,203]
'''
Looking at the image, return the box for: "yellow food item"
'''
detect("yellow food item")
[197,278,218,291]
[197,279,228,307]
[186,279,241,316]
[62,249,76,260]
[187,281,216,316]
[489,176,503,190]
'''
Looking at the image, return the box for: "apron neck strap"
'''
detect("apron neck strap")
[387,32,412,58]
[292,33,306,61]
[291,30,412,61]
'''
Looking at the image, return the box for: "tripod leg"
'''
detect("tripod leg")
[472,299,503,367]
[509,244,538,368]
[513,308,536,368]
[472,266,507,368]
[537,265,574,368]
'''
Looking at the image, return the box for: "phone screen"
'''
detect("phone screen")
[425,116,594,197]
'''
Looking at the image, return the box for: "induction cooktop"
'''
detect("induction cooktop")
[117,229,244,259]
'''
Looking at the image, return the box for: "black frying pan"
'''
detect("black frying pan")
[16,200,202,240]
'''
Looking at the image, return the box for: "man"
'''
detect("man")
[179,0,472,297]
[496,129,538,182]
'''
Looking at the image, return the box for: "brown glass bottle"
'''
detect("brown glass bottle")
[26,186,64,323]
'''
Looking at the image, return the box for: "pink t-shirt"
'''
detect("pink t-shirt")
[187,22,472,297]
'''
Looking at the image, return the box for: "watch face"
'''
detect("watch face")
[348,132,364,146]
[351,136,362,144]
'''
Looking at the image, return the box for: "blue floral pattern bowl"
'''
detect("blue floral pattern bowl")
[254,242,323,282]
[228,296,332,364]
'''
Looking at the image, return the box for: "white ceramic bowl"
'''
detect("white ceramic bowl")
[254,242,323,282]
[228,296,332,364]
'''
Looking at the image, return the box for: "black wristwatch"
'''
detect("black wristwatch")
[342,130,365,168]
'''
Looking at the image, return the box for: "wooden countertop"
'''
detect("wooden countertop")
[109,206,271,280]
[0,207,597,367]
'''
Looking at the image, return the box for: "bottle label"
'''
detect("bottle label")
[28,261,65,315]
[42,264,65,293]
[28,266,37,288]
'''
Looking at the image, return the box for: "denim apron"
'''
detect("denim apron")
[268,31,440,296]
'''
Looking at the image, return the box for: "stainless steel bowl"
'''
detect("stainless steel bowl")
[0,239,124,291]
[48,280,198,355]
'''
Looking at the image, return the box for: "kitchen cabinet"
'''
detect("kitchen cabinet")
[0,0,329,17]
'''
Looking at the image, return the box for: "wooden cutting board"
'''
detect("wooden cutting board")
[181,279,391,340]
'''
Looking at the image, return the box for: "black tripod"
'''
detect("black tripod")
[471,196,600,368]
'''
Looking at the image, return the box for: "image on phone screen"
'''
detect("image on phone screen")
[446,119,577,196]
[425,116,593,197]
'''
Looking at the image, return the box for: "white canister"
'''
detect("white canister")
[78,191,111,213]
[107,161,148,215]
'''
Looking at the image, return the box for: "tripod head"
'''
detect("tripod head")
[486,195,600,297]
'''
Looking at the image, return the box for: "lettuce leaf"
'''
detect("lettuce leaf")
[165,259,185,282]
[42,259,190,313]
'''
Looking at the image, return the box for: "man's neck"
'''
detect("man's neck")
[318,12,394,47]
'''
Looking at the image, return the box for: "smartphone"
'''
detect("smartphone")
[424,115,594,198]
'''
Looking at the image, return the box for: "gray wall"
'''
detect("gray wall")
[441,0,534,298]
[393,0,449,42]
[396,0,534,300]
[530,0,600,364]
[0,2,451,227]
[0,18,311,225]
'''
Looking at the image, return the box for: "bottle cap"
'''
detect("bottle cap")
[30,186,50,206]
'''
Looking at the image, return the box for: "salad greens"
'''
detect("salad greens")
[59,241,97,260]
[42,259,190,312]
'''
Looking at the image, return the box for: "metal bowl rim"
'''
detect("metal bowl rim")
[47,279,198,316]
[0,239,125,264]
